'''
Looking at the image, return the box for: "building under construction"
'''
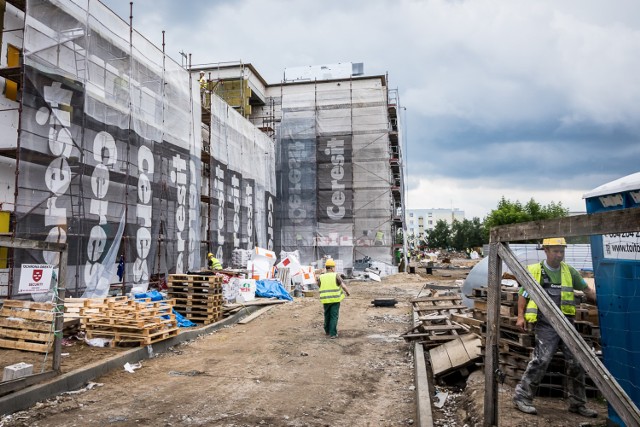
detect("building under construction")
[0,0,405,298]
[198,62,405,273]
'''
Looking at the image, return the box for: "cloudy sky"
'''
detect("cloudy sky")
[102,0,640,219]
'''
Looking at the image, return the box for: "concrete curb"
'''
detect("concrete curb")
[413,309,434,427]
[0,304,261,416]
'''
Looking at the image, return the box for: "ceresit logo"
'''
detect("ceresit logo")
[324,137,346,220]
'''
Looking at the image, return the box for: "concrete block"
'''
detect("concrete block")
[3,363,33,381]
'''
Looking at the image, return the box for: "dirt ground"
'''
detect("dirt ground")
[0,260,609,427]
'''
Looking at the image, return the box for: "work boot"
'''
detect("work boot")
[569,405,598,418]
[513,397,537,415]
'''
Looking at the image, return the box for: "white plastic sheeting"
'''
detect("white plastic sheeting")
[276,78,394,267]
[16,0,201,298]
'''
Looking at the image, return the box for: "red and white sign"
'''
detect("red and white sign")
[19,264,55,294]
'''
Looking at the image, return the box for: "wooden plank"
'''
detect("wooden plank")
[0,318,51,332]
[417,325,464,332]
[490,207,640,242]
[0,338,51,353]
[429,343,452,375]
[223,299,287,310]
[414,304,465,311]
[460,334,482,360]
[2,300,54,311]
[0,328,52,342]
[410,295,461,303]
[238,306,274,324]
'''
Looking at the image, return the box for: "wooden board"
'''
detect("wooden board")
[238,306,274,324]
[429,334,482,376]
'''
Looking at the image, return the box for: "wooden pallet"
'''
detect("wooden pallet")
[81,297,178,347]
[405,290,470,347]
[0,300,55,353]
[86,326,179,347]
[184,312,222,325]
[168,274,224,285]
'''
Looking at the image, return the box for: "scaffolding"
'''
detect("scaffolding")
[272,74,405,270]
[0,0,201,299]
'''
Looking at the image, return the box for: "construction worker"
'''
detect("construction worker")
[513,237,597,418]
[317,258,350,339]
[207,252,222,271]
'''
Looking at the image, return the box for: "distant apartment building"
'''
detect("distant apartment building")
[406,208,465,238]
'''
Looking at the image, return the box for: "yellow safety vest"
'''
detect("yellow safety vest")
[524,262,576,323]
[319,272,344,304]
[208,257,222,270]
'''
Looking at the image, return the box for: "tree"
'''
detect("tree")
[428,219,451,249]
[483,197,569,240]
[451,218,485,250]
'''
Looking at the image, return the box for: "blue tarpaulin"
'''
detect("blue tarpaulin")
[134,289,197,328]
[255,280,294,301]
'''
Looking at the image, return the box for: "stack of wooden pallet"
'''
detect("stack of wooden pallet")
[64,297,101,330]
[84,296,178,346]
[0,300,55,353]
[469,285,601,397]
[167,274,223,324]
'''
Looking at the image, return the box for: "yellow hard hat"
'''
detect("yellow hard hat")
[207,253,213,258]
[542,238,567,247]
[325,259,336,268]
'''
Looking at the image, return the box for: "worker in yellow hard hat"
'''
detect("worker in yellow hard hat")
[317,258,350,339]
[207,252,222,271]
[513,238,597,418]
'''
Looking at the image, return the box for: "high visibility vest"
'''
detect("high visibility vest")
[208,256,222,270]
[319,272,344,304]
[524,262,576,323]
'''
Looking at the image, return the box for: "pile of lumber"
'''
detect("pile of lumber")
[84,296,178,347]
[403,289,472,348]
[167,274,224,324]
[0,300,55,353]
[469,285,601,397]
[402,288,481,380]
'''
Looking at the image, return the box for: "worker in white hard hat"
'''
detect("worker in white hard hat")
[513,238,598,418]
[207,252,222,271]
[317,258,350,339]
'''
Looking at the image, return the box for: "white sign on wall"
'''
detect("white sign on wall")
[19,264,55,294]
[602,233,640,261]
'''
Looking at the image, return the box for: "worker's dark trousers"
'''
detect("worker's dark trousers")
[323,302,341,337]
[514,318,587,408]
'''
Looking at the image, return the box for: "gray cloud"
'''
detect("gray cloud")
[102,0,640,217]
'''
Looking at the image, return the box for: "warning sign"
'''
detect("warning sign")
[18,264,55,294]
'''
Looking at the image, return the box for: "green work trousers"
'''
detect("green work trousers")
[323,302,341,337]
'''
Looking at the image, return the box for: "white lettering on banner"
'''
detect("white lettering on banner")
[134,146,154,286]
[214,165,225,247]
[171,155,187,273]
[232,174,241,248]
[245,183,254,249]
[84,130,115,290]
[325,138,346,220]
[188,160,198,270]
[288,141,306,223]
[603,233,640,260]
[39,82,74,266]
[266,194,274,251]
